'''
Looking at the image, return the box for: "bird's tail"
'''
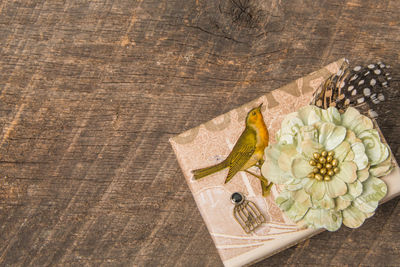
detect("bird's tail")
[192,161,229,180]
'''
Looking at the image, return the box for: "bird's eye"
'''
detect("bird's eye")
[252,112,256,116]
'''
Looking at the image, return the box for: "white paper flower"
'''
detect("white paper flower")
[261,105,392,231]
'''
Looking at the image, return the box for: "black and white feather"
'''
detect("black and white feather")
[311,59,392,118]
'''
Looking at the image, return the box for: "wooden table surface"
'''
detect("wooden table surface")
[1,0,399,266]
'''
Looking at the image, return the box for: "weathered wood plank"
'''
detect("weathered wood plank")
[0,0,399,266]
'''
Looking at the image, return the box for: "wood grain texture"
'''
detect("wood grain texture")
[0,0,399,266]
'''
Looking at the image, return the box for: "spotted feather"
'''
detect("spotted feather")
[311,60,392,118]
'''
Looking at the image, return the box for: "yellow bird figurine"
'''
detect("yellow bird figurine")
[192,103,273,196]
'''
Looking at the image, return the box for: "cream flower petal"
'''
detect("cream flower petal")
[298,125,319,144]
[312,193,334,210]
[332,140,351,162]
[341,107,373,135]
[285,178,304,191]
[277,112,304,145]
[309,180,326,201]
[262,160,291,184]
[320,106,342,125]
[285,189,312,222]
[275,190,294,211]
[357,167,370,182]
[369,152,393,177]
[278,144,297,172]
[322,210,342,232]
[303,209,342,231]
[301,139,324,159]
[262,145,292,184]
[286,202,310,222]
[303,177,316,194]
[342,204,367,228]
[347,179,363,199]
[297,105,321,125]
[280,112,304,136]
[358,129,389,166]
[365,211,375,219]
[335,196,351,211]
[318,122,346,151]
[353,176,387,213]
[292,188,312,204]
[340,193,353,202]
[325,178,347,198]
[354,198,378,214]
[351,142,369,170]
[335,161,357,183]
[344,128,358,144]
[291,156,314,179]
[278,132,295,145]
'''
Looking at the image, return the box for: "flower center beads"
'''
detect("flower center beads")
[308,150,340,181]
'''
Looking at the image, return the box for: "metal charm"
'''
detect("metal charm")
[231,192,265,234]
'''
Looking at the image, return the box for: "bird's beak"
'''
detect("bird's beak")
[258,103,263,109]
